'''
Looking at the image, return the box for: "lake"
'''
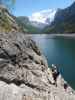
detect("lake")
[32,34,75,90]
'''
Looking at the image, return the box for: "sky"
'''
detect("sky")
[13,0,74,17]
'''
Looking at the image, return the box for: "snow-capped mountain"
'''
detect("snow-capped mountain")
[29,9,57,28]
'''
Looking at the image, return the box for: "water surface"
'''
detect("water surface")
[32,34,75,89]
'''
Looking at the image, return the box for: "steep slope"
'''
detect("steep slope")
[0,32,75,100]
[16,16,41,34]
[0,5,19,32]
[44,2,75,33]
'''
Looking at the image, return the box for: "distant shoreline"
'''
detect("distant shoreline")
[53,34,75,37]
[27,34,75,39]
[52,34,75,39]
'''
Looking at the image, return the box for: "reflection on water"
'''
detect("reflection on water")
[32,34,75,89]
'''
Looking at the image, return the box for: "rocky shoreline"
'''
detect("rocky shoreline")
[0,32,75,100]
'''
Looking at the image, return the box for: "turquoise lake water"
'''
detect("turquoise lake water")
[32,34,75,89]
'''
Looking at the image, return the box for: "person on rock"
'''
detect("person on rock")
[51,64,60,86]
[64,83,68,91]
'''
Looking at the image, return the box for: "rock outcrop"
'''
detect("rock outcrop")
[0,32,75,100]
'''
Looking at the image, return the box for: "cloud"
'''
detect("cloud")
[29,9,57,24]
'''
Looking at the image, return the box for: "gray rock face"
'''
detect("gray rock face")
[0,32,75,100]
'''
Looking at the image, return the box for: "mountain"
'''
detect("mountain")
[29,9,56,29]
[30,21,47,29]
[2,2,75,34]
[0,5,19,32]
[29,9,56,24]
[16,9,57,33]
[44,2,75,33]
[0,4,59,34]
[16,16,42,34]
[0,5,41,34]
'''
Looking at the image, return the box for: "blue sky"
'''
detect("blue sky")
[13,0,74,16]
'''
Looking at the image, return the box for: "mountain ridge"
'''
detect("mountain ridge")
[16,16,42,33]
[1,2,75,34]
[44,2,75,33]
[29,9,56,24]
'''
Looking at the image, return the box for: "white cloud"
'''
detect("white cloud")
[29,9,57,24]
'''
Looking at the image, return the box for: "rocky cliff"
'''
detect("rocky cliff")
[44,2,75,33]
[0,32,75,100]
[0,5,19,32]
